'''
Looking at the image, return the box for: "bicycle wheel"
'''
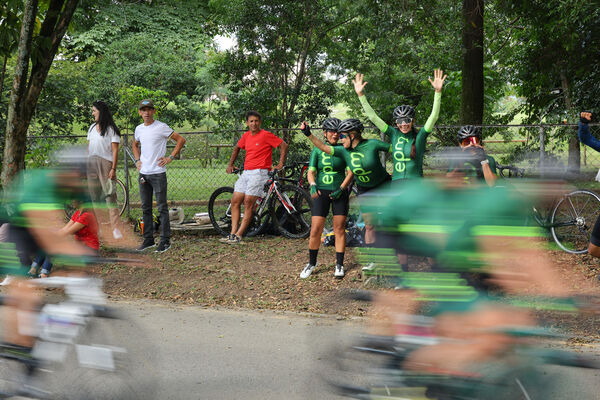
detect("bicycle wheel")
[551,189,600,254]
[113,179,128,217]
[270,185,312,239]
[208,187,269,237]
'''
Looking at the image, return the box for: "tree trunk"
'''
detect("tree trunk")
[0,55,8,114]
[461,0,484,125]
[560,69,579,174]
[2,0,38,186]
[2,0,79,186]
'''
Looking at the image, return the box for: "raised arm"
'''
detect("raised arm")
[300,122,333,155]
[423,69,447,133]
[577,112,600,152]
[353,73,389,133]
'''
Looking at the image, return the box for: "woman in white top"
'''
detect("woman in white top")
[87,100,122,239]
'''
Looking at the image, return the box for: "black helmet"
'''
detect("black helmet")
[457,125,482,141]
[322,117,341,132]
[337,118,364,134]
[393,105,415,120]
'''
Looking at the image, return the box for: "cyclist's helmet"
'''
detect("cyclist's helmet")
[456,125,482,141]
[322,117,341,132]
[337,118,364,135]
[52,146,88,176]
[393,105,415,120]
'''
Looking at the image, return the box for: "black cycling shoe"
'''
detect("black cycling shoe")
[155,240,171,253]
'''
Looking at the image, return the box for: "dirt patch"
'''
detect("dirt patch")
[94,232,600,338]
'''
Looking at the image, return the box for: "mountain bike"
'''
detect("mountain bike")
[497,164,600,254]
[208,167,313,239]
[0,263,157,399]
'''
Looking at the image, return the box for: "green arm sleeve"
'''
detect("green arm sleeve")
[423,91,442,133]
[374,139,392,152]
[359,95,389,133]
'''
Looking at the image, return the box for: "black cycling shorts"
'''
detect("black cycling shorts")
[311,189,349,217]
[591,214,600,247]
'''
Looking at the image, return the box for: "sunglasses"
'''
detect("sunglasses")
[396,118,413,125]
[461,136,481,146]
[339,133,347,139]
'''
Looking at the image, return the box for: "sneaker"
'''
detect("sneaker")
[136,239,156,252]
[362,263,376,272]
[334,264,345,278]
[226,234,242,245]
[112,228,123,240]
[155,240,171,253]
[219,234,234,243]
[0,275,14,286]
[300,263,316,279]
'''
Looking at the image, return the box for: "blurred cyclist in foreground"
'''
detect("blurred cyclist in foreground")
[0,147,98,348]
[358,148,575,378]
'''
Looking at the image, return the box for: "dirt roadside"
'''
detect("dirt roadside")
[95,232,600,340]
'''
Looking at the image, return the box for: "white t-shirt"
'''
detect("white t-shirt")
[87,123,121,162]
[134,120,173,175]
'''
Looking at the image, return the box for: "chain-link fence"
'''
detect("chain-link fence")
[25,123,600,222]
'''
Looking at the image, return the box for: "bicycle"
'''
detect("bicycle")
[329,290,600,400]
[208,166,313,239]
[497,164,600,254]
[0,261,157,399]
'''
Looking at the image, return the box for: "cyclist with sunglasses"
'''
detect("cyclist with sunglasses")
[451,125,497,187]
[301,118,391,247]
[352,69,446,180]
[300,118,354,279]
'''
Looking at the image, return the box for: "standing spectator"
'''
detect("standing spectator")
[132,99,186,253]
[87,100,123,240]
[223,111,288,244]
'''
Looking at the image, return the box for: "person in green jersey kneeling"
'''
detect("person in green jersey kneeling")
[300,118,354,279]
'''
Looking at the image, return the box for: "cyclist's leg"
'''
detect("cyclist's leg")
[236,195,259,237]
[308,216,326,264]
[230,192,245,235]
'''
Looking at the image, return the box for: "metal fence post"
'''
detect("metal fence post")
[539,126,545,177]
[123,133,130,218]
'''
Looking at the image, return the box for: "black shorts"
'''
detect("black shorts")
[591,214,600,247]
[311,189,349,217]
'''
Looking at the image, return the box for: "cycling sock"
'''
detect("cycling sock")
[309,249,318,266]
[336,252,344,266]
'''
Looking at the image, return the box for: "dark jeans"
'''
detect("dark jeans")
[33,253,53,275]
[139,172,170,242]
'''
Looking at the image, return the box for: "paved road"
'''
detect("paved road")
[103,301,600,399]
[119,301,360,399]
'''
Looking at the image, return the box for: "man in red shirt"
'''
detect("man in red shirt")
[223,111,288,244]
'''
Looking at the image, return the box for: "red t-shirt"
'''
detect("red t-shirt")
[237,129,283,170]
[71,210,99,250]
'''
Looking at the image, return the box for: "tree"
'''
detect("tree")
[209,0,359,141]
[461,0,484,124]
[494,0,600,172]
[2,0,79,186]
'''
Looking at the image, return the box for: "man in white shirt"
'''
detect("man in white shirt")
[132,99,186,253]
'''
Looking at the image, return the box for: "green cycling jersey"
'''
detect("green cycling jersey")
[308,147,349,191]
[331,139,391,188]
[359,91,441,179]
